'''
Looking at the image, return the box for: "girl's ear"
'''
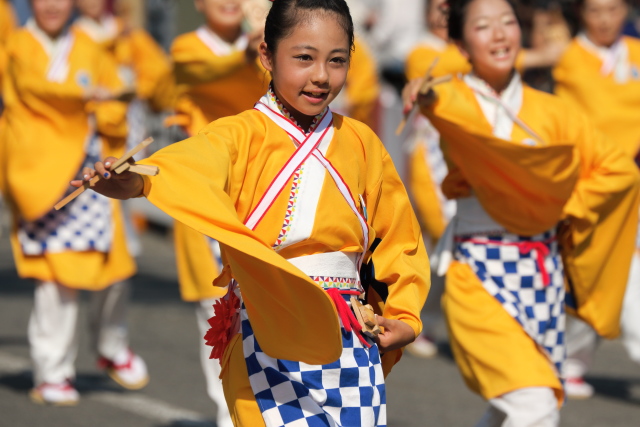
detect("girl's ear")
[454,40,471,61]
[194,0,204,13]
[258,41,274,72]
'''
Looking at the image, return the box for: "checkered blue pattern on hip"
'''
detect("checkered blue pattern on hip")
[241,296,386,427]
[455,231,566,373]
[17,135,113,255]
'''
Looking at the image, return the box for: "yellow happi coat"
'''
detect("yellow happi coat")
[167,28,269,302]
[74,16,174,111]
[404,37,531,244]
[554,36,640,158]
[137,110,430,422]
[421,76,640,402]
[1,27,135,289]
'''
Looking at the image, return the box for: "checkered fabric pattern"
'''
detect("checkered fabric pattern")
[17,135,113,256]
[455,231,566,374]
[241,295,386,427]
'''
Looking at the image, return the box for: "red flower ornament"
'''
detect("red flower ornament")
[204,289,241,361]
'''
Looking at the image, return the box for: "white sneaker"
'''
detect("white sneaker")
[565,377,594,399]
[29,381,79,406]
[406,334,438,359]
[98,349,149,390]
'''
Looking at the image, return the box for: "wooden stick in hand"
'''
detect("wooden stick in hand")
[396,57,455,136]
[53,137,157,211]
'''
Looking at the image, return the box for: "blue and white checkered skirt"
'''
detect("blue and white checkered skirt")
[455,231,566,374]
[241,293,387,427]
[16,135,113,256]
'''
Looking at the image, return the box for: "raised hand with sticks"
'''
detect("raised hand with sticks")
[397,58,452,135]
[56,137,158,209]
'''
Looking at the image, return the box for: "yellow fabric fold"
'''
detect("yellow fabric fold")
[424,79,580,236]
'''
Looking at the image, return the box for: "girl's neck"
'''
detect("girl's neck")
[472,69,514,94]
[272,85,315,132]
[584,31,619,49]
[206,22,242,45]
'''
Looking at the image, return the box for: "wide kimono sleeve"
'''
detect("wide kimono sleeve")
[137,116,342,365]
[171,34,249,85]
[359,124,430,374]
[561,112,640,339]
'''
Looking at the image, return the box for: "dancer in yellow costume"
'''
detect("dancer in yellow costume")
[402,0,578,361]
[78,0,430,425]
[403,0,639,424]
[167,1,268,425]
[553,0,640,399]
[1,0,147,406]
[0,0,16,101]
[74,0,174,121]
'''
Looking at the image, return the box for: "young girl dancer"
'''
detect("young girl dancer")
[553,0,640,399]
[1,0,147,405]
[79,0,429,425]
[403,0,639,424]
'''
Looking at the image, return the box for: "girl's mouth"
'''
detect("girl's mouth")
[301,91,329,104]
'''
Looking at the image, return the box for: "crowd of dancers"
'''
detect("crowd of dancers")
[1,0,640,426]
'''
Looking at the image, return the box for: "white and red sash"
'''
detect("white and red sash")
[251,101,370,270]
[196,26,249,56]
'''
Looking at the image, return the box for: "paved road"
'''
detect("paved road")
[1,224,639,426]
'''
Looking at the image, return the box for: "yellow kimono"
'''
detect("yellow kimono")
[422,76,640,403]
[1,26,135,289]
[0,0,16,98]
[554,35,640,158]
[170,28,268,136]
[138,108,430,424]
[74,16,174,112]
[168,27,269,302]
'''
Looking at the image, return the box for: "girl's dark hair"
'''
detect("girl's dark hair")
[447,0,521,41]
[264,0,354,54]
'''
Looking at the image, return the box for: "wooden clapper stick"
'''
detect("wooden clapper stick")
[395,57,453,136]
[54,137,159,211]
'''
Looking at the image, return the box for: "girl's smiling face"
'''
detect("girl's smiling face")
[457,0,521,92]
[259,10,350,129]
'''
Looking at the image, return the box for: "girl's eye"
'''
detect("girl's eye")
[295,54,313,61]
[331,57,347,64]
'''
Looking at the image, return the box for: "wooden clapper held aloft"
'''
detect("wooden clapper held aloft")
[54,137,159,210]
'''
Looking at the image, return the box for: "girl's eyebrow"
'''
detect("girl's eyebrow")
[292,45,349,54]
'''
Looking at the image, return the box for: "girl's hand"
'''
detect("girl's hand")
[70,157,145,200]
[401,77,437,115]
[375,316,417,353]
